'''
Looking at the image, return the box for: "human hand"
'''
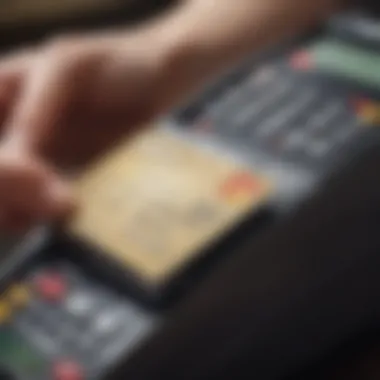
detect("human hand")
[0,30,177,232]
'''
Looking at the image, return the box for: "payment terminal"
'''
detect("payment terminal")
[1,10,380,380]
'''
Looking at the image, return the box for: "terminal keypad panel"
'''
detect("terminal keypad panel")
[198,65,361,163]
[0,259,152,380]
[175,36,380,177]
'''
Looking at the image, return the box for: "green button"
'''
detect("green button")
[0,329,45,375]
[310,38,380,89]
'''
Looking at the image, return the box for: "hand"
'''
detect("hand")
[0,31,176,232]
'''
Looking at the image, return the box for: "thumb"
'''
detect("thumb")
[0,146,75,227]
[42,171,76,219]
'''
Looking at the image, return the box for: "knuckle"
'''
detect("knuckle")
[44,35,103,75]
[47,36,76,54]
[45,35,85,65]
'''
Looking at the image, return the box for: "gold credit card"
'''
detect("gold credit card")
[67,128,272,289]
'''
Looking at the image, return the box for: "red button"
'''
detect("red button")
[290,50,313,71]
[34,272,67,302]
[53,360,84,380]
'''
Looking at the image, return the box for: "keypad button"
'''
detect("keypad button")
[308,101,345,132]
[34,272,67,302]
[7,284,30,308]
[16,319,60,357]
[257,88,319,136]
[246,66,278,88]
[64,291,96,318]
[283,130,307,150]
[93,308,127,336]
[208,87,241,118]
[53,360,84,380]
[306,139,331,158]
[350,97,380,125]
[0,301,11,324]
[289,50,314,71]
[359,103,380,125]
[333,118,360,143]
[246,81,290,124]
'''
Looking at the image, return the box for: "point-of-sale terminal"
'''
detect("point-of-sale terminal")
[2,8,380,380]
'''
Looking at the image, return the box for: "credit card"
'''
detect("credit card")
[67,128,272,291]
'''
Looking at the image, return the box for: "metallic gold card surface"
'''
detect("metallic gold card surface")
[68,128,272,288]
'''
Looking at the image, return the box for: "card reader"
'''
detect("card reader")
[1,10,380,380]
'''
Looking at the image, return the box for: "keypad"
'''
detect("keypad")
[0,261,152,380]
[176,59,375,170]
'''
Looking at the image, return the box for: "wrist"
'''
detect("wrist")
[132,23,226,113]
[115,24,209,115]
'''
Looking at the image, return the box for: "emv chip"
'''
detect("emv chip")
[67,128,272,295]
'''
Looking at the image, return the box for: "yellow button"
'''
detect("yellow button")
[0,301,11,324]
[7,284,29,308]
[359,103,380,125]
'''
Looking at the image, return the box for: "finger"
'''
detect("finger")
[39,174,75,220]
[0,75,21,129]
[0,150,74,226]
[3,210,33,234]
[0,83,9,102]
[3,185,72,234]
[0,50,34,131]
[12,162,74,219]
[0,49,33,101]
[3,48,79,155]
[0,157,37,232]
[0,206,9,231]
[0,48,34,77]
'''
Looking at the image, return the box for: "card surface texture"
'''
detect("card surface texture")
[68,129,272,289]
